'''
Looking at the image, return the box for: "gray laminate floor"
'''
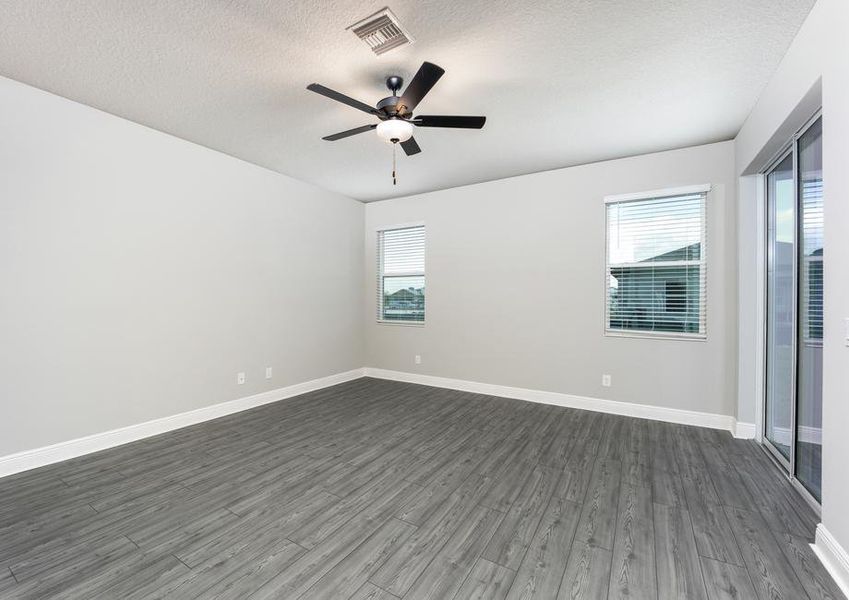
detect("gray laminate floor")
[0,377,844,599]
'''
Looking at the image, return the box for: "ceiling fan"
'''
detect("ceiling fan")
[306,61,486,159]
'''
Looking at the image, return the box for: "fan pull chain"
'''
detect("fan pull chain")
[392,142,397,186]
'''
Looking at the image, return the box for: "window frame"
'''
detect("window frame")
[376,223,426,326]
[603,184,710,341]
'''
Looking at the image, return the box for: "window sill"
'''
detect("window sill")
[377,320,426,327]
[604,330,707,342]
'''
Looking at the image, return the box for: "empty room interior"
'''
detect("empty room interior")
[2,1,849,599]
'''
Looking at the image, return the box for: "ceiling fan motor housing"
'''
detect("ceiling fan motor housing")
[376,94,412,119]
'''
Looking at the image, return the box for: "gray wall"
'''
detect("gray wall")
[0,76,365,456]
[365,142,738,418]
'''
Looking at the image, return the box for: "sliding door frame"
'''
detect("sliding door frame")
[760,108,822,513]
[763,144,796,473]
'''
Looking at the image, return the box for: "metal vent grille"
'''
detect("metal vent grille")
[348,8,414,56]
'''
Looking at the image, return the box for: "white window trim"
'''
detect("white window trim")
[375,221,426,232]
[603,184,710,341]
[603,184,712,204]
[376,223,426,326]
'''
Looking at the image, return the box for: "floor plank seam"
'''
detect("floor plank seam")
[680,476,712,599]
[366,580,402,598]
[692,529,713,600]
[680,430,717,600]
[171,552,192,570]
[760,510,816,598]
[480,555,516,572]
[553,452,606,600]
[285,537,311,553]
[462,509,510,598]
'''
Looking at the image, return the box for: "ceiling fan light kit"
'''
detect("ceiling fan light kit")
[376,119,413,143]
[307,61,486,184]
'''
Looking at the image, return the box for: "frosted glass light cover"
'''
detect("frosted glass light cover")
[376,119,413,143]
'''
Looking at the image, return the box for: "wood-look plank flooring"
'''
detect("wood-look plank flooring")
[0,377,844,599]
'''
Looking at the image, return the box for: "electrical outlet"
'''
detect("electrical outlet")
[265,366,273,379]
[414,355,422,365]
[845,318,849,347]
[237,372,246,385]
[602,374,612,387]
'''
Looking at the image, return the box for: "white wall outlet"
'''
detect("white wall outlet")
[414,355,422,365]
[265,366,273,379]
[237,372,246,385]
[602,374,612,387]
[845,318,849,347]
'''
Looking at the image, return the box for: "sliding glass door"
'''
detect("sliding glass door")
[764,114,823,504]
[765,152,794,463]
[795,117,823,500]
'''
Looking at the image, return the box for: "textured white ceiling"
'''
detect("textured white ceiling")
[0,0,814,201]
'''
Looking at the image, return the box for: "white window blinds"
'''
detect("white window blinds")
[801,177,823,343]
[605,189,707,338]
[378,225,425,323]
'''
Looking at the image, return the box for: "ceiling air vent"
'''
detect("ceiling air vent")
[347,8,414,56]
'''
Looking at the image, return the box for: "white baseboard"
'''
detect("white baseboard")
[813,524,849,599]
[0,368,365,478]
[363,368,739,434]
[734,421,757,439]
[0,366,757,479]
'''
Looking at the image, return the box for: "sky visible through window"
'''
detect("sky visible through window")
[775,178,795,243]
[773,175,824,254]
[608,194,702,265]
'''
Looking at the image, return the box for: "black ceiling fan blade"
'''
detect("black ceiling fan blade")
[414,115,486,129]
[307,83,377,115]
[322,124,377,141]
[400,137,421,156]
[398,62,445,114]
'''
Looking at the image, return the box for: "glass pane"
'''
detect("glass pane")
[607,266,702,333]
[607,194,703,264]
[765,152,794,461]
[796,116,823,501]
[382,275,425,322]
[382,227,425,274]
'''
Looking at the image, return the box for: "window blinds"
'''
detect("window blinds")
[605,191,707,337]
[801,177,823,342]
[377,225,425,323]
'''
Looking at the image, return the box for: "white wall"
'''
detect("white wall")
[0,76,364,457]
[735,174,764,426]
[734,0,849,571]
[822,4,849,560]
[365,142,737,418]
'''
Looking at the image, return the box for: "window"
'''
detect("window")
[377,225,425,323]
[605,186,708,338]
